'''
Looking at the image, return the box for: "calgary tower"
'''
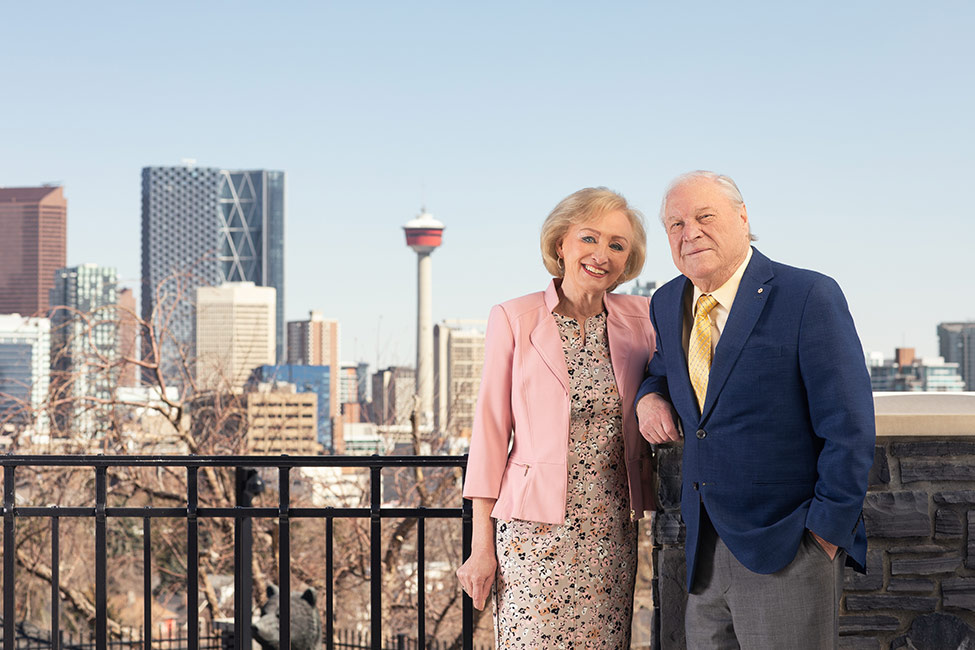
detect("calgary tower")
[403,209,445,431]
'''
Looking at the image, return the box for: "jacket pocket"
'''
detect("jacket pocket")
[493,459,531,520]
[753,478,814,485]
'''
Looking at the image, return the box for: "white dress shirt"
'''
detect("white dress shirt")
[682,247,754,355]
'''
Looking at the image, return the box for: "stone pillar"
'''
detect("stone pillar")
[652,444,688,649]
[650,436,975,649]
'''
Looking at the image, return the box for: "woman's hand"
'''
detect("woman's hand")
[456,497,498,610]
[456,547,498,610]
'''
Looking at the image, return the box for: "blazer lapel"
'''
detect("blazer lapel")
[669,278,699,421]
[700,249,774,420]
[605,295,632,403]
[530,280,570,393]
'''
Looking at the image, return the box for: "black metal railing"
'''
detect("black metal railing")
[0,619,468,650]
[0,455,476,650]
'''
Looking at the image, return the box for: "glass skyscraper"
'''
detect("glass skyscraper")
[0,314,51,437]
[49,264,119,438]
[141,164,285,385]
[939,322,975,391]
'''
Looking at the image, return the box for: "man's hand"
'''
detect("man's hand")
[637,393,680,444]
[456,547,497,610]
[810,530,839,560]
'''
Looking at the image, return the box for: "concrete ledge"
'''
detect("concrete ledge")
[875,393,975,437]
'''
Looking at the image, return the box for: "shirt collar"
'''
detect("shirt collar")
[692,246,753,314]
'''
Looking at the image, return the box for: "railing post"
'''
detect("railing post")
[4,465,16,650]
[417,517,425,650]
[279,465,291,650]
[144,515,152,650]
[461,456,473,650]
[235,467,257,650]
[325,516,334,650]
[95,465,107,650]
[187,466,199,650]
[51,513,60,650]
[370,460,382,650]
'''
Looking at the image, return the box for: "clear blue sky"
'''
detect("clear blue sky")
[3,2,973,368]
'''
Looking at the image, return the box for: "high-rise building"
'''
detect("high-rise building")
[196,282,276,392]
[0,314,51,437]
[287,311,340,428]
[0,186,67,316]
[49,264,119,438]
[371,366,416,427]
[434,320,486,438]
[939,322,975,390]
[141,165,285,383]
[287,311,339,366]
[355,362,371,403]
[250,364,332,451]
[339,363,362,404]
[337,363,367,426]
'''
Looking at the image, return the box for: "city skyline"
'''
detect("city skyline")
[2,3,973,368]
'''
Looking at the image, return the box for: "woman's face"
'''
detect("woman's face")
[557,209,634,297]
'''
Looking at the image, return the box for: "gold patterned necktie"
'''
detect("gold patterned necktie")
[689,294,718,411]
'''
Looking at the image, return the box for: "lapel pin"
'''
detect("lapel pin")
[757,288,764,294]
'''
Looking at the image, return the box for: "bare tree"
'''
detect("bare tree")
[0,271,486,646]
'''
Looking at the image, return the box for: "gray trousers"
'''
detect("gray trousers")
[685,511,845,650]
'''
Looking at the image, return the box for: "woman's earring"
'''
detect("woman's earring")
[557,256,564,273]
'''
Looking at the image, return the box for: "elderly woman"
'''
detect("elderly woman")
[456,188,657,647]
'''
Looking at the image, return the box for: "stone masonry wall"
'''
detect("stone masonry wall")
[651,436,975,649]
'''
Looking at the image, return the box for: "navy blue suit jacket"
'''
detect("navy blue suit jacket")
[637,248,875,588]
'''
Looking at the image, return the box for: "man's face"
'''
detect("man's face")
[663,178,751,293]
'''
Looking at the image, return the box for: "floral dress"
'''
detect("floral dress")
[494,311,636,648]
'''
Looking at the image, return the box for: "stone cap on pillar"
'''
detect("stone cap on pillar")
[874,392,975,436]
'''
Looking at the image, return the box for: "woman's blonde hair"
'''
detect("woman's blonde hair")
[540,187,647,291]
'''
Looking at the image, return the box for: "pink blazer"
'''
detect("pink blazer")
[463,279,657,525]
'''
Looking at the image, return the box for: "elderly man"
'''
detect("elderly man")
[637,171,875,648]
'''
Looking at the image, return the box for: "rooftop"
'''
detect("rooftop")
[0,186,63,203]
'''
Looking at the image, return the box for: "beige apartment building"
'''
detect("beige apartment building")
[244,385,319,455]
[434,320,486,438]
[196,282,275,391]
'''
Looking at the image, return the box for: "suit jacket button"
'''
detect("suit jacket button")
[696,429,707,439]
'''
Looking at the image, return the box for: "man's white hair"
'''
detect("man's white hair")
[658,170,756,241]
[658,170,745,224]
